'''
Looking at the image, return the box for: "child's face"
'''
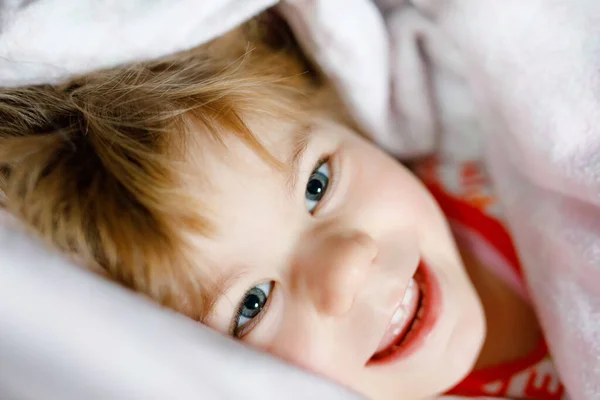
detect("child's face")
[190,116,485,399]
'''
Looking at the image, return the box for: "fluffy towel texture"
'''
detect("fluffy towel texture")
[0,0,277,87]
[1,0,599,399]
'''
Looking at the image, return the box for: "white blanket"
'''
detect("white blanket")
[1,0,600,399]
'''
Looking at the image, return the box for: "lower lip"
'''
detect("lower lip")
[368,262,441,365]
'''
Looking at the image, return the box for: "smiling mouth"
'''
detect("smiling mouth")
[368,263,438,364]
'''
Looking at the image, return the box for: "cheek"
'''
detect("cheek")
[350,147,439,231]
[262,309,365,385]
[264,321,343,379]
[266,329,323,371]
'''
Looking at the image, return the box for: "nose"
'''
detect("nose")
[296,230,378,316]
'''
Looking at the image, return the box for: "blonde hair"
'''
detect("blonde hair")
[0,13,346,320]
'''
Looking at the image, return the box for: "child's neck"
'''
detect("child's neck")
[459,245,542,370]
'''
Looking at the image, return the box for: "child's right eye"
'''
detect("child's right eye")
[232,281,274,338]
[305,158,330,214]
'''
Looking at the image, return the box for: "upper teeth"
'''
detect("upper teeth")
[401,278,416,306]
[391,307,404,324]
[391,278,417,323]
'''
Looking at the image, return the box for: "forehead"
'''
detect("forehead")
[191,112,313,176]
[184,115,311,226]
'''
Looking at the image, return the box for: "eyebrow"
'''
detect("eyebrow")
[285,123,314,196]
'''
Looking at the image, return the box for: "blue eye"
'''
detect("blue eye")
[234,281,274,337]
[305,160,330,213]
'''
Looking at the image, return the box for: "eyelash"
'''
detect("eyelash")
[230,283,276,338]
[307,154,335,215]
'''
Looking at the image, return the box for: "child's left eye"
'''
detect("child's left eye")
[233,281,274,338]
[305,159,330,214]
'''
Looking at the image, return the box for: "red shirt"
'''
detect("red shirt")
[414,157,566,399]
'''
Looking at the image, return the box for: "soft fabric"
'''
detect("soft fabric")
[1,0,599,399]
[0,0,277,87]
